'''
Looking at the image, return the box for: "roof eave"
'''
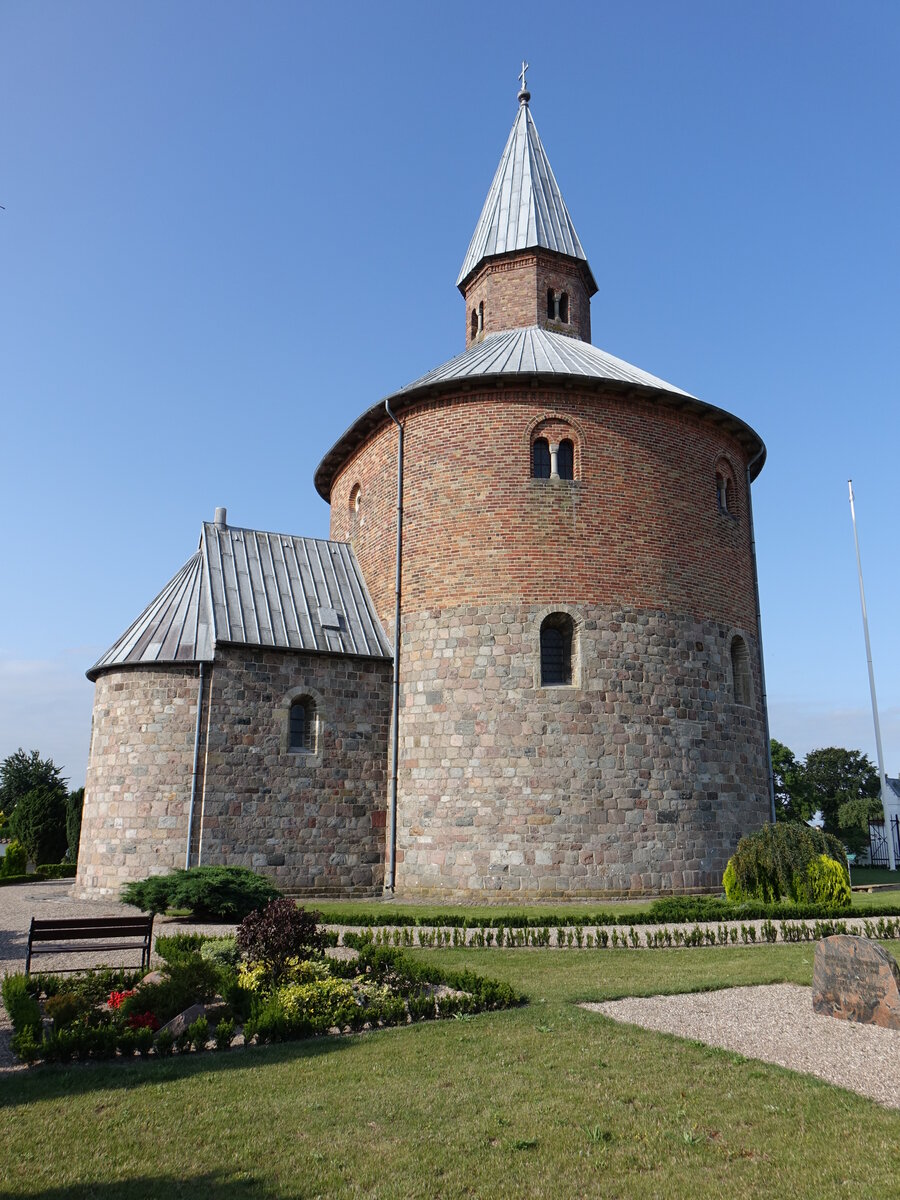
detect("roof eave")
[456,248,598,297]
[314,371,766,501]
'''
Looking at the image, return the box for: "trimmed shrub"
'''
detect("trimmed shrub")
[121,866,280,919]
[36,863,77,880]
[723,822,850,907]
[0,840,27,877]
[200,936,240,968]
[2,974,42,1037]
[800,855,852,907]
[155,933,207,967]
[236,899,327,985]
[9,787,67,865]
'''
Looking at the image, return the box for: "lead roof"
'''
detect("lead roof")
[88,522,392,679]
[457,96,595,291]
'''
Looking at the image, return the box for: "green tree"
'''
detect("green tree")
[803,746,880,842]
[770,739,813,822]
[66,788,84,862]
[0,749,68,817]
[9,787,68,864]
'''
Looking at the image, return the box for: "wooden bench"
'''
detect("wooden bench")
[25,915,154,975]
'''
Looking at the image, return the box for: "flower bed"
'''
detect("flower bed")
[2,901,524,1066]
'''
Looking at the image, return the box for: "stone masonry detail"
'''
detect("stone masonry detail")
[77,650,391,898]
[76,666,202,898]
[197,646,390,894]
[394,602,769,896]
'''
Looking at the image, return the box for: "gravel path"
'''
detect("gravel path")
[583,984,900,1110]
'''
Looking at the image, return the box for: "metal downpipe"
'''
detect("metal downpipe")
[185,661,206,869]
[384,400,404,894]
[746,451,776,823]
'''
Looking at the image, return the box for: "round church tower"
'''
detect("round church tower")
[316,85,772,897]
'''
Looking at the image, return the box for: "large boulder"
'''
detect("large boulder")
[812,935,900,1030]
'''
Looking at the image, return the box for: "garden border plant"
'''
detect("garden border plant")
[3,901,524,1068]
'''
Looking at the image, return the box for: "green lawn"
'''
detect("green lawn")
[308,890,899,924]
[850,866,900,888]
[2,945,899,1199]
[309,897,656,924]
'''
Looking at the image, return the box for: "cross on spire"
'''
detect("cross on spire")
[518,60,530,104]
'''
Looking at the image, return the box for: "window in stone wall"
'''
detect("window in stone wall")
[559,292,569,323]
[289,697,317,753]
[731,636,752,706]
[349,483,361,514]
[532,437,551,479]
[558,439,574,480]
[540,613,574,686]
[547,288,555,319]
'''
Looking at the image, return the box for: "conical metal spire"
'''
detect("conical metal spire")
[457,89,593,290]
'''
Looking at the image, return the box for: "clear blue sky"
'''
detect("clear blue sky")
[2,1,898,788]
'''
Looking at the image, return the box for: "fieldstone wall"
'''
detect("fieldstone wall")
[198,646,391,894]
[395,602,770,897]
[76,648,392,899]
[75,666,201,898]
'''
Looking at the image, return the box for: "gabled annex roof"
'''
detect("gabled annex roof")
[88,517,391,679]
[457,93,595,291]
[314,326,767,500]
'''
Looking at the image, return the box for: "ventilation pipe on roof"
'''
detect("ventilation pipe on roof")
[384,399,404,894]
[746,450,776,824]
[185,661,206,868]
[214,507,227,528]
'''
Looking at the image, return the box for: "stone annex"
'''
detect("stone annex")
[76,79,772,900]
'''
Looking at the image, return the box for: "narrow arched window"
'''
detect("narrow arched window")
[558,439,574,480]
[559,292,569,323]
[731,637,751,706]
[289,697,316,753]
[532,438,551,479]
[478,300,484,332]
[349,483,361,515]
[540,613,574,686]
[547,288,555,319]
[470,309,478,339]
[716,473,732,514]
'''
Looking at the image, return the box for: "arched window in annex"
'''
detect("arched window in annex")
[349,483,362,516]
[526,414,583,482]
[536,608,580,688]
[730,635,752,706]
[280,686,325,763]
[715,456,739,518]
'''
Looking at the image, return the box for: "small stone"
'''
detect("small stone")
[157,1003,206,1039]
[812,935,900,1030]
[135,970,168,988]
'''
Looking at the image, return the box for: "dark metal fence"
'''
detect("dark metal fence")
[867,815,900,868]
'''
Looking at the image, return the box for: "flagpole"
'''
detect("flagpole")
[848,480,894,870]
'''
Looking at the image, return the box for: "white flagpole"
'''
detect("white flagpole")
[848,480,894,871]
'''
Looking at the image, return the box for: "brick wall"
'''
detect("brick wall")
[463,250,593,346]
[326,382,769,897]
[329,386,758,636]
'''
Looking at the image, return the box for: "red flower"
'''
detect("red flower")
[127,1011,160,1031]
[108,989,136,1009]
